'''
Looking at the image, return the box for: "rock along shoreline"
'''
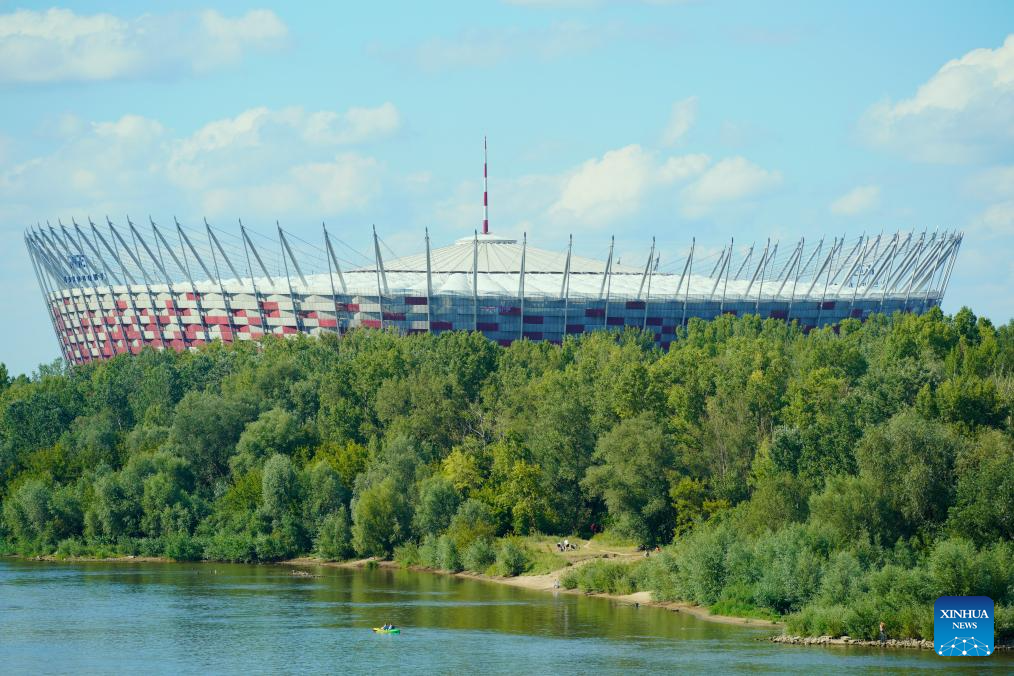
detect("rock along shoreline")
[770,634,1012,652]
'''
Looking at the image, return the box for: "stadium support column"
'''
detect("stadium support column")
[73,220,127,354]
[561,235,572,336]
[110,217,168,350]
[600,237,614,330]
[849,235,874,315]
[637,238,655,299]
[673,241,692,328]
[880,232,919,311]
[788,238,819,323]
[708,243,730,303]
[25,232,71,363]
[903,232,935,310]
[41,225,95,360]
[816,237,843,326]
[642,241,657,330]
[862,234,899,306]
[277,224,304,334]
[681,238,695,329]
[472,231,478,332]
[152,219,210,344]
[58,220,121,359]
[518,232,527,341]
[91,219,144,355]
[373,225,388,331]
[129,217,188,350]
[720,237,733,314]
[745,239,768,314]
[424,228,433,333]
[323,224,345,337]
[734,242,755,279]
[775,239,803,298]
[239,220,272,338]
[199,219,241,338]
[938,233,961,306]
[828,235,865,288]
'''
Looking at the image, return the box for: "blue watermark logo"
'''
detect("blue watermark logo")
[935,596,993,657]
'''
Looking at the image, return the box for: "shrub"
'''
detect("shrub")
[393,542,420,567]
[418,535,439,568]
[203,532,258,563]
[316,507,353,561]
[462,538,496,573]
[558,559,640,595]
[496,539,529,577]
[163,532,203,561]
[436,534,462,572]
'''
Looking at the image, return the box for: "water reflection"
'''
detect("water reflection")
[0,560,1009,674]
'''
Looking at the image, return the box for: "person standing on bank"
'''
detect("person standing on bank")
[878,621,887,644]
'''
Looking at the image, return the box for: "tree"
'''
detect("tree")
[856,410,961,537]
[351,477,411,557]
[412,475,461,537]
[2,479,52,542]
[948,431,1014,544]
[316,505,353,561]
[303,461,349,533]
[583,414,675,545]
[169,391,258,484]
[232,408,307,475]
[262,454,298,521]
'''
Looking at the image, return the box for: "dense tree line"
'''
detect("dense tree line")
[1,307,1012,639]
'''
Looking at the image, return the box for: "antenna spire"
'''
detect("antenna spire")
[482,136,489,234]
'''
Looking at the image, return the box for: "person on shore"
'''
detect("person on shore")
[878,621,887,644]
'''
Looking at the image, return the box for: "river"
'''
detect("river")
[1,560,1008,674]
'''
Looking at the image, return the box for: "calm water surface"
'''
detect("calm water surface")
[1,560,1009,674]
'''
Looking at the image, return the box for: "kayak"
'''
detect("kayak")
[372,627,401,634]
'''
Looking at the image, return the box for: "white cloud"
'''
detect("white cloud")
[830,185,880,215]
[861,35,1014,164]
[0,8,287,84]
[679,156,781,217]
[549,144,709,226]
[0,103,398,223]
[662,96,698,146]
[201,154,383,217]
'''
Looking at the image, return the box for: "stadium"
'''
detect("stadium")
[21,142,961,364]
[24,214,963,364]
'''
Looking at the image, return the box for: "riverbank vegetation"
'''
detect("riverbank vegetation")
[1,308,1012,640]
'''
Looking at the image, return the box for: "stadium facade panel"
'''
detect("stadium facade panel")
[24,219,962,364]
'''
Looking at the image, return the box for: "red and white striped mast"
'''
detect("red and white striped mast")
[482,136,489,235]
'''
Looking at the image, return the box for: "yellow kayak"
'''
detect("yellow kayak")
[372,627,401,634]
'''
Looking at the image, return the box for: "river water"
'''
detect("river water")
[1,560,1008,674]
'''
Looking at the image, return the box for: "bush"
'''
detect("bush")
[495,539,529,577]
[163,532,203,561]
[203,532,258,563]
[462,538,496,573]
[557,559,641,595]
[316,507,353,561]
[996,605,1014,641]
[446,499,497,549]
[436,534,462,572]
[393,542,420,567]
[418,535,439,568]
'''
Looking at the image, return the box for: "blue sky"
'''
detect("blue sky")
[1,1,1013,374]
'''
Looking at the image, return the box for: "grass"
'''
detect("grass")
[524,547,569,575]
